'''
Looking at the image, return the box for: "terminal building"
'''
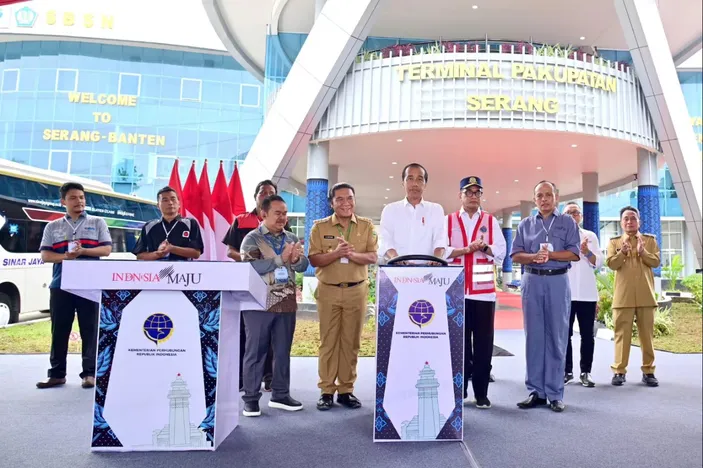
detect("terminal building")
[0,0,701,279]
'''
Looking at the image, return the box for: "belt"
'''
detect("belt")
[524,267,568,276]
[329,281,364,288]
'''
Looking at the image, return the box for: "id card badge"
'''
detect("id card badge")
[540,242,554,252]
[274,267,289,284]
[68,240,80,253]
[340,257,349,264]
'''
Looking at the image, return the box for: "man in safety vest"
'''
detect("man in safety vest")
[445,176,506,409]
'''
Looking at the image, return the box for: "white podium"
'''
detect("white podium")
[373,265,465,442]
[61,260,267,452]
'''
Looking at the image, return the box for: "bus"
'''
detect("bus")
[0,160,161,324]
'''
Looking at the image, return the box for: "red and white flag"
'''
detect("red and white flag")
[198,161,217,261]
[168,159,186,217]
[182,161,205,255]
[212,161,234,261]
[228,161,247,217]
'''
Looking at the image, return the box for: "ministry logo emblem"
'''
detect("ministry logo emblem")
[14,6,37,28]
[143,313,174,346]
[408,300,435,328]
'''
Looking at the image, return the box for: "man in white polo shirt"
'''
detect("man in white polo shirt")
[379,163,445,263]
[563,202,603,387]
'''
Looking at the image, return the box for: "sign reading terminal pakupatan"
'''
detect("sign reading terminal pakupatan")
[396,62,618,115]
[42,92,166,147]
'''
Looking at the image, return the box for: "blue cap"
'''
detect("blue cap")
[460,176,482,190]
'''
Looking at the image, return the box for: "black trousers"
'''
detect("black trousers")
[464,299,495,400]
[565,300,597,374]
[242,311,296,403]
[239,313,273,388]
[48,288,98,379]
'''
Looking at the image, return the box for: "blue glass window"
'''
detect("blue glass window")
[240,84,260,107]
[1,69,20,93]
[180,78,202,101]
[49,150,71,173]
[56,69,78,92]
[119,73,141,96]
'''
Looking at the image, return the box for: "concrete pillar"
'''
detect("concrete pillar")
[303,142,333,301]
[520,200,533,220]
[637,149,663,289]
[582,172,600,242]
[501,209,514,289]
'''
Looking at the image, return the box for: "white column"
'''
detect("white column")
[582,172,600,240]
[614,0,702,268]
[328,164,339,189]
[501,209,514,289]
[520,200,533,219]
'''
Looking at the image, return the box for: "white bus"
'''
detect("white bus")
[0,160,161,324]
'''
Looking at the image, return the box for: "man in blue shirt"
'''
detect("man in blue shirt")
[510,181,580,412]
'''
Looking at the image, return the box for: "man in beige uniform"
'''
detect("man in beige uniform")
[308,183,378,411]
[606,205,660,388]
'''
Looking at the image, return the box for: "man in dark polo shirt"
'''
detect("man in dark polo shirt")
[222,180,289,392]
[133,186,203,261]
[36,182,112,390]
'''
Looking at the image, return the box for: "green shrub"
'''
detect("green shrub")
[662,254,685,289]
[682,274,702,305]
[596,271,615,325]
[368,266,377,305]
[295,272,304,290]
[633,307,674,338]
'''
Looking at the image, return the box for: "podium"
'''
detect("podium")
[373,262,465,442]
[61,260,267,452]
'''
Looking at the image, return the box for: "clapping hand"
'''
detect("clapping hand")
[335,237,355,259]
[281,242,294,263]
[65,244,82,260]
[580,238,590,255]
[621,240,632,254]
[290,241,303,264]
[636,234,645,255]
[468,240,483,253]
[533,246,549,264]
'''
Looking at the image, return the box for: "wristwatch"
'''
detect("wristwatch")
[481,245,489,253]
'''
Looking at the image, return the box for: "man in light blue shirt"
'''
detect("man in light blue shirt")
[510,181,580,412]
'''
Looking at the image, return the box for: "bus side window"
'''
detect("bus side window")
[0,219,28,253]
[26,221,45,253]
[108,228,126,253]
[125,230,138,253]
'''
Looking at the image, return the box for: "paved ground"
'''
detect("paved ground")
[0,331,700,468]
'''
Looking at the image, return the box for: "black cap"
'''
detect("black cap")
[460,176,482,190]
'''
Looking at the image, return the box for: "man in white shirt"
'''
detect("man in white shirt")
[445,176,506,409]
[563,202,603,387]
[379,163,445,263]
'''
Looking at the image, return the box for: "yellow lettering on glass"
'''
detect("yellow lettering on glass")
[67,92,137,107]
[467,95,559,114]
[43,129,166,147]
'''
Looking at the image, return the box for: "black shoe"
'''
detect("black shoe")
[317,394,334,411]
[262,380,272,392]
[242,401,261,417]
[475,397,491,409]
[564,372,574,384]
[517,392,547,409]
[269,396,303,412]
[611,373,626,386]
[642,373,659,387]
[337,393,362,409]
[489,374,495,383]
[550,400,566,412]
[580,373,595,387]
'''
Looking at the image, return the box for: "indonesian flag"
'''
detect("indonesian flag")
[198,161,217,261]
[181,162,205,255]
[168,159,186,217]
[228,161,247,217]
[212,162,234,261]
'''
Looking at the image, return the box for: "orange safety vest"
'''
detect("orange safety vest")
[447,210,496,295]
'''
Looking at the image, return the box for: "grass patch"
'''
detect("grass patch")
[0,320,82,354]
[633,303,702,354]
[0,317,377,357]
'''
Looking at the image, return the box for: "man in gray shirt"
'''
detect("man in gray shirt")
[239,195,309,417]
[36,182,112,390]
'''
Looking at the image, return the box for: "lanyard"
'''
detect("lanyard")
[260,228,286,255]
[336,223,352,241]
[162,221,178,241]
[63,217,85,240]
[540,216,556,242]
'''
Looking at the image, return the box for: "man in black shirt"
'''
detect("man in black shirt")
[133,186,204,261]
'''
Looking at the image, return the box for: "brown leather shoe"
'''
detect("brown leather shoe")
[36,378,66,389]
[81,376,96,388]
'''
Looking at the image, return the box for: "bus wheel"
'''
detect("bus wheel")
[0,292,12,327]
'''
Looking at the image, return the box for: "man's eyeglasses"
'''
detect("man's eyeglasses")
[566,210,581,215]
[463,190,483,198]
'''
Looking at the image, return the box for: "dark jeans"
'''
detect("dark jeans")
[48,288,98,379]
[239,313,273,389]
[242,311,296,403]
[463,299,495,400]
[565,301,597,374]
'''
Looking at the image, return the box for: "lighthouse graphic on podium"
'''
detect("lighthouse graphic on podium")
[400,362,447,440]
[151,374,212,448]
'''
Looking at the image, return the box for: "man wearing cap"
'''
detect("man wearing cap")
[379,163,445,264]
[510,181,580,413]
[445,176,506,409]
